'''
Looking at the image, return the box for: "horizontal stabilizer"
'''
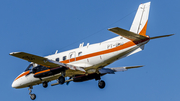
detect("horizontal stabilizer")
[108,27,148,41]
[125,65,143,69]
[150,34,174,39]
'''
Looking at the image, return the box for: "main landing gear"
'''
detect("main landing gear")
[58,76,65,84]
[42,81,48,88]
[95,75,105,89]
[98,80,105,89]
[28,86,36,100]
[58,71,65,84]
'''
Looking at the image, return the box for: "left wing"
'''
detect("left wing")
[99,65,143,74]
[9,52,85,72]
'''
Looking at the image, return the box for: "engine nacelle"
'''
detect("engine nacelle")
[33,66,67,78]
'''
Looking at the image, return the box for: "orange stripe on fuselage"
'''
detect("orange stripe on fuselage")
[139,21,148,37]
[14,70,30,81]
[34,69,50,75]
[61,39,149,64]
[14,39,149,79]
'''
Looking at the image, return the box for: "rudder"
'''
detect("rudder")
[130,2,151,36]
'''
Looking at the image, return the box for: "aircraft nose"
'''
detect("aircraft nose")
[12,80,19,88]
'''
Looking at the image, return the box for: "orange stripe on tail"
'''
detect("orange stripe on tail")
[139,21,148,37]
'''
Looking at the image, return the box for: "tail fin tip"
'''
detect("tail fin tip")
[130,2,151,36]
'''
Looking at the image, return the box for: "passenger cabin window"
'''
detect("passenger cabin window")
[70,54,73,59]
[78,52,82,56]
[63,56,66,61]
[69,52,75,59]
[107,44,112,49]
[56,58,59,62]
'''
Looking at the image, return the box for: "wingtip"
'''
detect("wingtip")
[9,52,19,55]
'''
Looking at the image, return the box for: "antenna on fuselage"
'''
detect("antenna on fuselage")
[79,42,84,48]
[55,50,58,54]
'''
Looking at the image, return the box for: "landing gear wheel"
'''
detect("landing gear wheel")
[98,80,105,89]
[58,76,65,84]
[28,87,36,100]
[30,94,36,100]
[42,82,48,88]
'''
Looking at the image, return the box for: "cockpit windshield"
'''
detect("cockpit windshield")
[25,64,33,71]
[25,63,48,73]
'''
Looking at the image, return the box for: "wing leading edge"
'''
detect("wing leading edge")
[108,27,148,41]
[9,52,85,72]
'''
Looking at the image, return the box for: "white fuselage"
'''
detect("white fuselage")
[12,35,149,89]
[12,2,152,89]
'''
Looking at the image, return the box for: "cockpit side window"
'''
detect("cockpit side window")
[32,65,49,73]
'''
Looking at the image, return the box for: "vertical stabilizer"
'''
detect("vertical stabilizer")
[130,2,151,36]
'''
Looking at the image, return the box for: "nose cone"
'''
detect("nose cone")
[12,80,19,88]
[12,71,30,88]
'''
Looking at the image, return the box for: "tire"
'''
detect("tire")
[98,80,105,89]
[42,82,48,88]
[58,76,65,84]
[30,94,36,100]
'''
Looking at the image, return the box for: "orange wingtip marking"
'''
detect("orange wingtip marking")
[139,21,148,37]
[14,70,30,81]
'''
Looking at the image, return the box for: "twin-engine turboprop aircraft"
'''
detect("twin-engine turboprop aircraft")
[10,2,173,100]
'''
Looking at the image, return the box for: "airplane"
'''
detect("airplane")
[10,2,174,100]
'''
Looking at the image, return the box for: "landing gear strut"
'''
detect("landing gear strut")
[58,71,65,84]
[28,86,36,100]
[95,74,106,89]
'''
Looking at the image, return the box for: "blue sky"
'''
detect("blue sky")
[1,0,179,101]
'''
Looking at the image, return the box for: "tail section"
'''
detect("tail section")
[130,2,151,36]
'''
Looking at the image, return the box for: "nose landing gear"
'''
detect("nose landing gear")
[28,86,36,100]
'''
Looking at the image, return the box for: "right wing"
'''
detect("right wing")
[10,52,60,68]
[9,52,85,72]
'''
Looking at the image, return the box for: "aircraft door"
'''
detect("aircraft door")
[69,51,76,62]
